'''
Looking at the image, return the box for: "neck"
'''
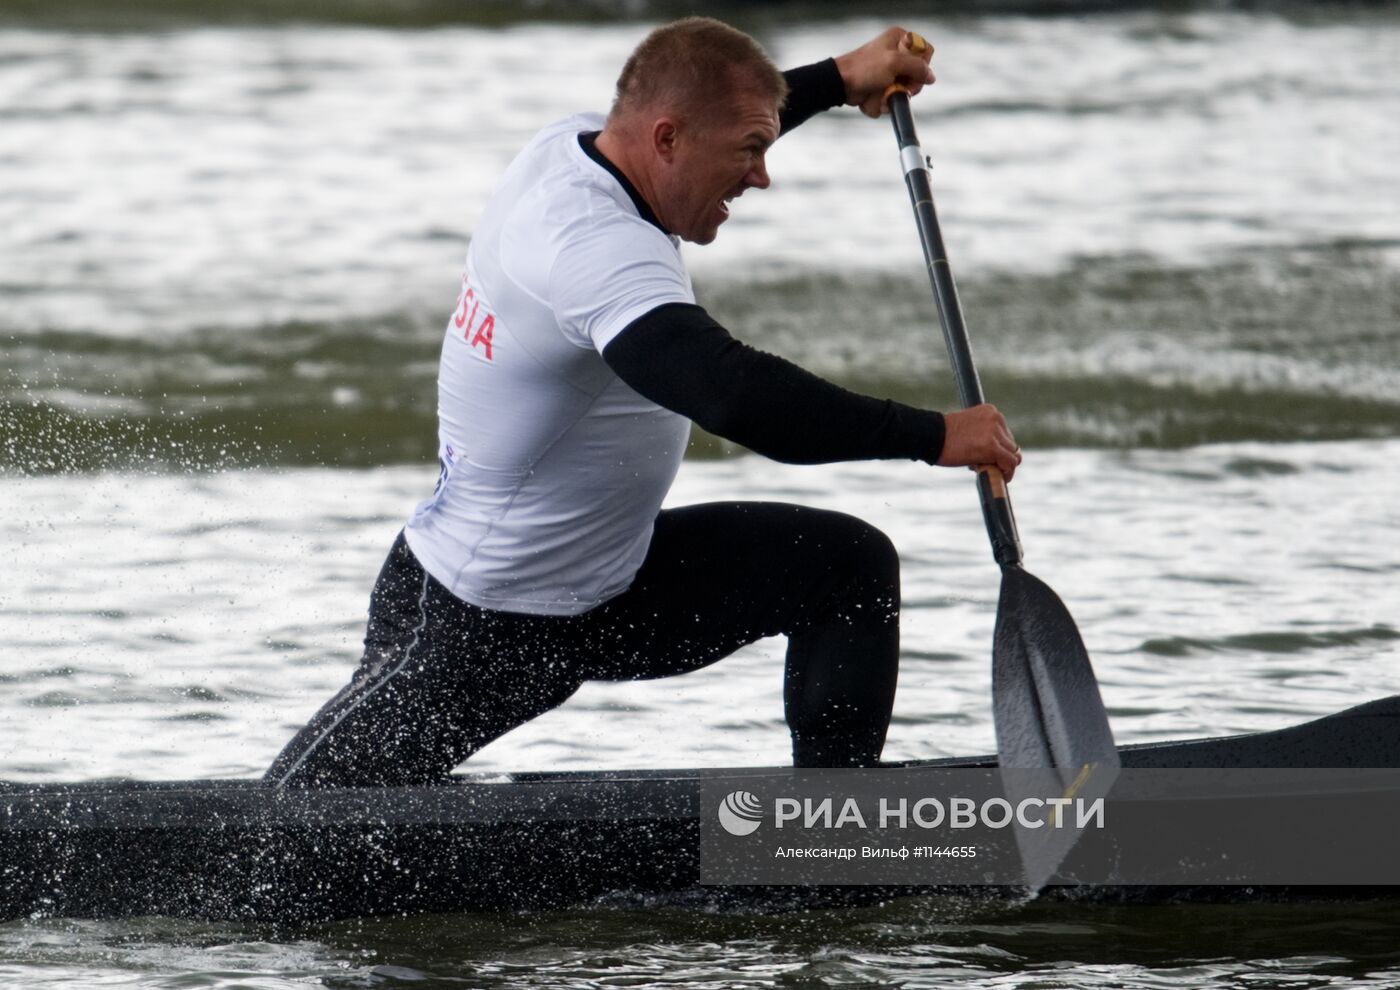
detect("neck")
[595,125,665,229]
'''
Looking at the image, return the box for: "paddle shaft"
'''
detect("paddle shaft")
[888,64,1120,880]
[889,91,1024,569]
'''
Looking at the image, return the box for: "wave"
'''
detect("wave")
[0,0,1374,30]
[3,247,1397,472]
[1140,625,1400,657]
[5,0,1398,31]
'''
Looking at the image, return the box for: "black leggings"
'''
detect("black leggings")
[265,502,902,787]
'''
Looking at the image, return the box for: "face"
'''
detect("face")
[654,87,780,245]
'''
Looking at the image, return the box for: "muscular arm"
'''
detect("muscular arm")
[602,303,944,466]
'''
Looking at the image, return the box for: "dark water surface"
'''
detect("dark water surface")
[6,897,1400,988]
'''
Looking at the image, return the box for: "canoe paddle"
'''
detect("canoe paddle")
[886,35,1119,893]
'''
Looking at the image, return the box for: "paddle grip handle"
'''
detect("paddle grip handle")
[890,91,1025,568]
[882,32,930,102]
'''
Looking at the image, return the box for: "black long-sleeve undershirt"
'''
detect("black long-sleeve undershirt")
[603,303,944,466]
[780,58,847,135]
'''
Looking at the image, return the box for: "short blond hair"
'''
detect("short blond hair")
[609,17,788,127]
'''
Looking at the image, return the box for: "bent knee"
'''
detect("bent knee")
[822,512,900,584]
[797,512,901,627]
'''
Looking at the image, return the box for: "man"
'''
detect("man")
[267,18,1020,788]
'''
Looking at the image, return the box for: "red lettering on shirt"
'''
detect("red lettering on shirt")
[471,315,495,360]
[454,286,475,329]
[451,274,497,362]
[462,297,480,339]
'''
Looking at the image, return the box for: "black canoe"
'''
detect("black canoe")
[5,695,1400,923]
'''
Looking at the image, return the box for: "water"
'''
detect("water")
[4,443,1399,780]
[3,2,1400,987]
[5,900,1400,988]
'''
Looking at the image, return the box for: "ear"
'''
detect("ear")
[651,117,680,163]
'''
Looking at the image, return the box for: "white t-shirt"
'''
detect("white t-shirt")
[404,113,696,616]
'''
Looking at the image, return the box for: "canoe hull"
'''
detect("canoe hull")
[5,696,1400,922]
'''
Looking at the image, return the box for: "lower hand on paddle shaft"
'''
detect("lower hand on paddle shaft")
[940,405,1022,482]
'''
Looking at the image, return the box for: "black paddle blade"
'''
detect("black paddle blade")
[993,565,1116,771]
[992,565,1119,892]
